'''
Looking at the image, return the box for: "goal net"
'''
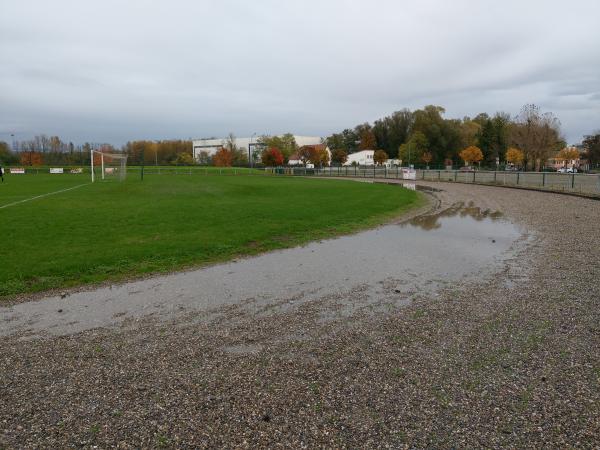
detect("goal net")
[91,150,128,182]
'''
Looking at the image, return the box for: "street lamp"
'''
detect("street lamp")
[250,132,256,168]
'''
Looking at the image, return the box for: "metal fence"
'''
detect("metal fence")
[269,166,600,196]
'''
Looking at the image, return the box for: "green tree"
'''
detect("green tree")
[476,112,510,165]
[582,133,600,168]
[0,141,19,164]
[372,109,414,157]
[398,131,428,165]
[411,105,462,164]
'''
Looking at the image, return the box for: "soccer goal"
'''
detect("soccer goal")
[90,150,128,182]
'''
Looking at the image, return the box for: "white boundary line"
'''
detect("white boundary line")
[0,183,90,209]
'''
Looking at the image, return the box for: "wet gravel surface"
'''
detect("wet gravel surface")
[1,182,599,448]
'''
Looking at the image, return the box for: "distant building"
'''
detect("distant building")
[547,146,582,170]
[192,135,322,163]
[343,149,375,166]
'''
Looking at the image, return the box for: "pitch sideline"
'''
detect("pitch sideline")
[0,183,91,209]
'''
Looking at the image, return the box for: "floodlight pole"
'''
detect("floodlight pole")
[91,149,94,182]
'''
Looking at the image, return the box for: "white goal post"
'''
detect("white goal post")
[90,150,128,182]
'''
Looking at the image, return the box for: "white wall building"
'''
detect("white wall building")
[192,135,322,163]
[343,150,375,166]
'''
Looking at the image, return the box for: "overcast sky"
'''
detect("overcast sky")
[1,0,599,145]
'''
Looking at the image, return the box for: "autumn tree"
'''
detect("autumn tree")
[20,151,43,166]
[373,150,388,165]
[359,128,377,150]
[421,151,433,168]
[261,147,284,166]
[459,146,483,166]
[259,134,297,162]
[308,145,330,167]
[213,147,234,166]
[331,149,348,166]
[505,147,524,167]
[510,104,563,171]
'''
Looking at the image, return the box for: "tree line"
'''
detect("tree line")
[0,136,194,167]
[324,104,598,171]
[1,105,599,170]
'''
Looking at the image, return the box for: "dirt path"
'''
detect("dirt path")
[1,182,599,448]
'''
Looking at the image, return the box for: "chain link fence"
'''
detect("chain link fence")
[268,166,600,197]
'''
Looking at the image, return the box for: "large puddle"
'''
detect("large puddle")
[1,203,524,338]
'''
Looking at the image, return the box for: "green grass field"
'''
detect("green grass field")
[0,173,421,298]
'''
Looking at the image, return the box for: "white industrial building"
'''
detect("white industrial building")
[343,150,375,166]
[192,135,322,163]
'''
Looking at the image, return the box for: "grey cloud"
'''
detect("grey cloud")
[1,0,599,145]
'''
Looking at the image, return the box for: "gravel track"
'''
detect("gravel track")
[1,182,599,448]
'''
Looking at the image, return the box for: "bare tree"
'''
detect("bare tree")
[509,104,563,171]
[224,132,237,152]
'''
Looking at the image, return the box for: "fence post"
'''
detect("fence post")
[494,171,497,183]
[517,172,520,185]
[542,172,546,187]
[473,171,476,183]
[454,171,457,182]
[571,173,575,190]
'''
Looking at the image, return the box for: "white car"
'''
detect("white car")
[557,167,577,173]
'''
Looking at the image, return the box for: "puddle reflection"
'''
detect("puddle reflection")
[404,202,504,231]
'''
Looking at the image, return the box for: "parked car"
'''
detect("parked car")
[557,167,578,174]
[459,166,475,172]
